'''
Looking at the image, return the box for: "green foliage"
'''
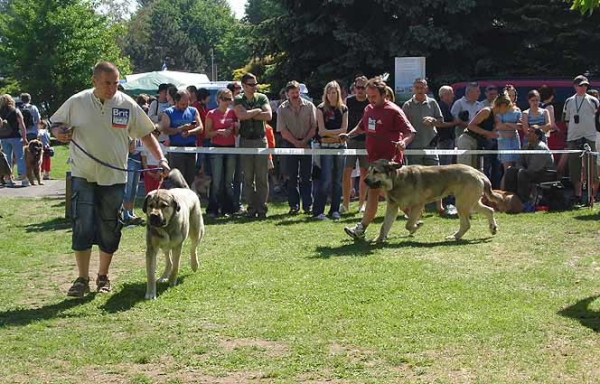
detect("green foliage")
[123,0,244,79]
[0,0,130,113]
[569,0,600,13]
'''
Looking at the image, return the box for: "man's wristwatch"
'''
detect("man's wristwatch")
[158,157,169,166]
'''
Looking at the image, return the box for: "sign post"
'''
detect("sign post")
[394,57,426,103]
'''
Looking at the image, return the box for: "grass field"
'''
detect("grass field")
[1,180,600,383]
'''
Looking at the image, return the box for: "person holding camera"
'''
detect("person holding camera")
[160,89,203,186]
[563,75,599,205]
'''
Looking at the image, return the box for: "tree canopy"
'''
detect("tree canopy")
[252,0,600,93]
[0,0,129,112]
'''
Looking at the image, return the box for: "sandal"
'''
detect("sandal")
[67,277,90,297]
[96,274,112,293]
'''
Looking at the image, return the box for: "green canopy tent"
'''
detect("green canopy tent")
[121,71,211,95]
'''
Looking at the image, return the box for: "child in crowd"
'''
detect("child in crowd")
[141,129,167,194]
[38,120,53,180]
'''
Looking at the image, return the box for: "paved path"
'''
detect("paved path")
[0,179,66,199]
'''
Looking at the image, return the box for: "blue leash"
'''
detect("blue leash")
[70,139,163,173]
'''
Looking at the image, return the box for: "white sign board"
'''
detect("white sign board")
[394,57,426,101]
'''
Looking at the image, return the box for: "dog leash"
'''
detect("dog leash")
[70,138,164,173]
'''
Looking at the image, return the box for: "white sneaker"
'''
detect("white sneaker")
[344,223,365,240]
[331,212,341,220]
[314,213,329,220]
[358,203,366,213]
[21,179,30,187]
[340,205,348,213]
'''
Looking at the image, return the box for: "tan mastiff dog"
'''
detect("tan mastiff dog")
[142,187,204,299]
[364,159,504,242]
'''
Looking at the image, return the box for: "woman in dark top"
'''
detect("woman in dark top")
[0,94,28,186]
[313,81,348,220]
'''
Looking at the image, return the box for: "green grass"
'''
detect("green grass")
[1,191,600,383]
[48,143,71,180]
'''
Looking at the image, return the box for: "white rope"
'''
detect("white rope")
[152,146,596,156]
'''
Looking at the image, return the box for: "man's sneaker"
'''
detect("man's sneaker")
[129,216,145,225]
[21,179,30,187]
[67,277,90,298]
[96,275,112,293]
[288,207,300,215]
[358,203,366,214]
[331,212,341,220]
[314,213,329,220]
[344,223,365,240]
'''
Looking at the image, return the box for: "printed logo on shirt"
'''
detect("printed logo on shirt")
[368,117,377,131]
[112,108,130,129]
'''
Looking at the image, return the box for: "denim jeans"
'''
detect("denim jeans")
[240,137,269,215]
[70,177,125,253]
[482,139,503,189]
[283,140,313,211]
[1,137,25,175]
[123,157,141,204]
[313,145,345,216]
[232,154,243,210]
[170,152,197,187]
[208,151,236,215]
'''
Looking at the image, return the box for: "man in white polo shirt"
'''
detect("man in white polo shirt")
[51,61,170,298]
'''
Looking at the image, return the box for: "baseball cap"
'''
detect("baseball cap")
[157,83,170,93]
[573,75,590,86]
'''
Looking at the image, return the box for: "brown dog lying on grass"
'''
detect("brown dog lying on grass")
[482,190,524,214]
[364,159,505,242]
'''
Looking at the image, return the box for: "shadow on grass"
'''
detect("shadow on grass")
[51,200,66,208]
[572,211,600,221]
[22,217,71,232]
[558,295,600,332]
[100,276,188,313]
[0,295,95,327]
[312,237,493,259]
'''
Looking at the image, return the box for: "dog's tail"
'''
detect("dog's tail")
[481,175,504,204]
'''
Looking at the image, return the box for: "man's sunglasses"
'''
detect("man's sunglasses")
[244,83,258,87]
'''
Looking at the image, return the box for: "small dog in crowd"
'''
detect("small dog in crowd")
[364,159,504,242]
[142,169,205,300]
[24,139,44,185]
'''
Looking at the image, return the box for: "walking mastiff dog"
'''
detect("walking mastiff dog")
[364,159,504,242]
[142,169,205,299]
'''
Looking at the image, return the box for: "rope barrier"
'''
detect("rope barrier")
[155,146,597,156]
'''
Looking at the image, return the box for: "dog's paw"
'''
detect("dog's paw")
[168,278,178,287]
[145,292,157,300]
[373,236,387,244]
[191,256,199,272]
[489,224,498,235]
[157,277,168,283]
[446,233,461,241]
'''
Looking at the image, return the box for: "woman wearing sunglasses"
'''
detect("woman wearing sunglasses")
[204,88,239,217]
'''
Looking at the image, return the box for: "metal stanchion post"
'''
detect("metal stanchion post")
[65,171,71,218]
